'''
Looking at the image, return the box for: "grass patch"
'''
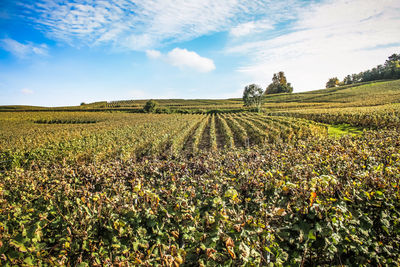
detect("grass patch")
[327,123,363,137]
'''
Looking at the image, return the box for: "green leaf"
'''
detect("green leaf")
[308,230,316,240]
[24,257,34,266]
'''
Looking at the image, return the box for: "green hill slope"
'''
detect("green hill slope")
[1,79,399,112]
[263,80,400,105]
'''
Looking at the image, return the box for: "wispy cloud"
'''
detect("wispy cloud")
[1,38,48,58]
[230,20,274,37]
[20,0,303,50]
[21,88,34,95]
[228,0,400,91]
[146,49,162,59]
[146,48,215,72]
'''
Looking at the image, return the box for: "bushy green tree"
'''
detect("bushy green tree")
[326,77,339,88]
[384,53,400,79]
[265,71,293,94]
[143,99,157,113]
[243,84,264,112]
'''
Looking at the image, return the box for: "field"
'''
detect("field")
[1,80,400,265]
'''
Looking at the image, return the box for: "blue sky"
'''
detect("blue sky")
[1,0,399,106]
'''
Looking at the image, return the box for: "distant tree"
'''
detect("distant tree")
[343,75,353,85]
[386,53,400,63]
[384,53,400,79]
[326,77,340,88]
[351,73,361,83]
[243,84,264,112]
[143,99,157,113]
[265,71,294,94]
[80,102,86,106]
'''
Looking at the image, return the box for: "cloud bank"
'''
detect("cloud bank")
[20,0,302,50]
[228,0,400,91]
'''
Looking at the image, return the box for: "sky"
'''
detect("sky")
[0,0,399,106]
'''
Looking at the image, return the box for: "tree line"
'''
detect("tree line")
[326,53,400,88]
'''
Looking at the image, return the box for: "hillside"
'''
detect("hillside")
[94,79,400,111]
[1,79,399,113]
[263,79,400,105]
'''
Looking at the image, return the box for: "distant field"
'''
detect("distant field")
[2,80,400,113]
[1,79,400,266]
[263,79,400,104]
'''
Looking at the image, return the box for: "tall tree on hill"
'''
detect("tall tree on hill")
[326,77,339,88]
[384,53,400,79]
[265,71,293,94]
[243,84,264,112]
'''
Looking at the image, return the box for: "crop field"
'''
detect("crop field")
[269,103,400,129]
[0,112,326,170]
[1,80,400,266]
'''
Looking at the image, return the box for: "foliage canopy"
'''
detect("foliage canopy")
[326,77,340,88]
[265,71,294,94]
[242,84,264,112]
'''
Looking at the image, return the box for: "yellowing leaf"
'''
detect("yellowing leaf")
[274,208,286,216]
[227,247,236,259]
[225,237,234,248]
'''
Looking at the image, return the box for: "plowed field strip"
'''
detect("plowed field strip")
[198,116,212,151]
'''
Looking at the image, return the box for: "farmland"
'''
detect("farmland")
[1,80,400,265]
[0,112,326,169]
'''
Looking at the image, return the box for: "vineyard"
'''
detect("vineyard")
[269,103,400,129]
[1,79,400,265]
[1,127,399,266]
[0,112,326,170]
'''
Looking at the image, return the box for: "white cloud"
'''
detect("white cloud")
[145,48,216,72]
[166,48,215,72]
[230,20,274,37]
[146,49,162,59]
[21,88,34,95]
[1,38,48,58]
[228,0,400,91]
[22,0,302,50]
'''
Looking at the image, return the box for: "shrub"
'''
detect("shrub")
[143,100,157,113]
